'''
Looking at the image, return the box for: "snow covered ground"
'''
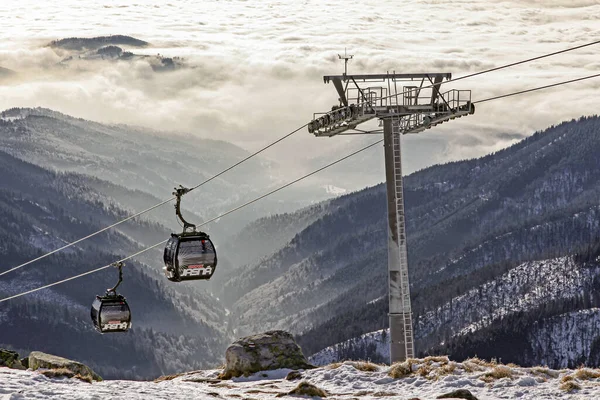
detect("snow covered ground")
[1,358,598,399]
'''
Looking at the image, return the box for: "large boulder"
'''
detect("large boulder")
[221,330,314,379]
[0,349,26,370]
[28,351,102,381]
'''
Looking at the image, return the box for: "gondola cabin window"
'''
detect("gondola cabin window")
[102,303,130,323]
[178,240,214,267]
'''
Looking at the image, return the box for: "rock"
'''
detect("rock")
[285,370,303,381]
[20,357,29,369]
[0,349,25,369]
[28,351,102,381]
[437,389,478,400]
[221,330,314,379]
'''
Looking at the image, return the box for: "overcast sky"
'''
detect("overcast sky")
[0,0,599,189]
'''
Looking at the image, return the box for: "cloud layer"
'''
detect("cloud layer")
[1,0,599,186]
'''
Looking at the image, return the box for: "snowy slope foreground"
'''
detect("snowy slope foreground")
[1,358,599,400]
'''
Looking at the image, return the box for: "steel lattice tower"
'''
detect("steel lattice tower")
[308,66,475,362]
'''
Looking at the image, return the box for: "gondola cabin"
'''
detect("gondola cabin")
[90,293,132,333]
[163,232,217,282]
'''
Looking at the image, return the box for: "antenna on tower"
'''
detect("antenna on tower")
[338,48,353,76]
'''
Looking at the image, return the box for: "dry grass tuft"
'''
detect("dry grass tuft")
[74,373,93,384]
[423,355,449,365]
[480,365,513,382]
[466,357,493,367]
[326,362,343,370]
[348,361,379,372]
[40,368,94,383]
[560,380,582,392]
[439,362,457,376]
[561,375,574,383]
[154,372,187,382]
[287,381,328,398]
[372,391,399,397]
[574,368,600,381]
[389,359,417,379]
[417,364,433,379]
[530,366,559,379]
[218,370,234,380]
[41,368,75,379]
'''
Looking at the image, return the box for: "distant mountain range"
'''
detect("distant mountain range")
[49,35,149,51]
[45,35,184,71]
[0,107,333,238]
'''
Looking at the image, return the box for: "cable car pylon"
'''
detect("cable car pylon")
[308,56,476,363]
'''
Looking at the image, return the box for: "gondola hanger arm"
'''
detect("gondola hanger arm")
[107,262,124,295]
[173,185,196,233]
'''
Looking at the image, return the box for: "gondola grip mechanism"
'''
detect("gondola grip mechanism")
[173,185,196,233]
[107,261,124,296]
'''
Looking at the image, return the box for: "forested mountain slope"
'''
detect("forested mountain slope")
[310,252,600,369]
[219,115,600,367]
[0,149,229,379]
[0,107,330,237]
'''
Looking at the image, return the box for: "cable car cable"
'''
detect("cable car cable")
[446,39,600,85]
[0,198,174,278]
[1,50,599,287]
[4,40,595,277]
[189,139,385,228]
[0,241,167,304]
[2,73,596,304]
[189,124,308,192]
[0,139,384,304]
[0,64,597,303]
[349,39,600,109]
[0,123,307,278]
[473,72,600,104]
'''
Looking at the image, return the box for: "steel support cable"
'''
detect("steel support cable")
[473,73,600,104]
[0,241,167,304]
[192,139,384,228]
[350,39,600,108]
[408,73,600,233]
[189,124,308,191]
[0,123,308,278]
[443,39,600,85]
[5,40,596,278]
[3,56,600,299]
[0,198,174,278]
[0,139,383,304]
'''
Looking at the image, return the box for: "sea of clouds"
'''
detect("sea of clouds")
[0,0,599,186]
